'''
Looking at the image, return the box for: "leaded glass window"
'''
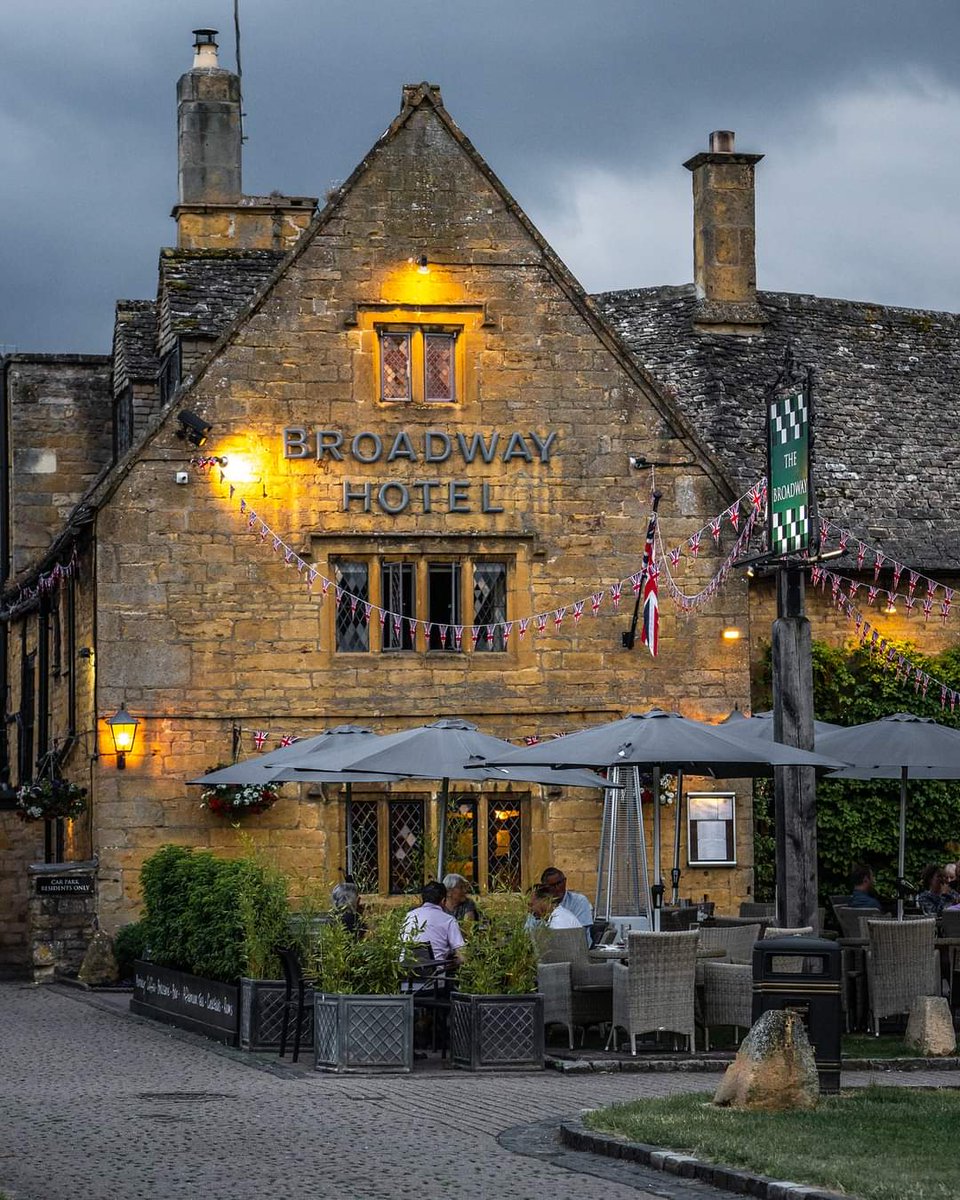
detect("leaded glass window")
[335,561,369,652]
[380,332,411,401]
[347,799,380,894]
[389,799,425,894]
[446,796,478,885]
[473,562,507,653]
[487,799,522,892]
[424,333,455,402]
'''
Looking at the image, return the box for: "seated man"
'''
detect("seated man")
[331,879,365,936]
[528,883,584,930]
[540,866,593,942]
[847,864,883,909]
[402,880,465,964]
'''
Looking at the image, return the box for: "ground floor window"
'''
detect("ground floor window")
[345,792,527,895]
[332,557,509,654]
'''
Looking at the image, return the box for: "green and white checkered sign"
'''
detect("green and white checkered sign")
[768,387,810,554]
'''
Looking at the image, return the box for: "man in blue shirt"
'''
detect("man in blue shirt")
[848,864,883,909]
[540,866,593,939]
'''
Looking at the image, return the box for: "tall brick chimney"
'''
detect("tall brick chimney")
[683,131,767,335]
[177,29,242,205]
[171,29,317,251]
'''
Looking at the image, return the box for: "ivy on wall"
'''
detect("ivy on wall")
[753,639,960,903]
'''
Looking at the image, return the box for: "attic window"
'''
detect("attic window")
[378,326,457,403]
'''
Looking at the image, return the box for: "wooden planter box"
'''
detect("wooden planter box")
[313,993,413,1073]
[131,961,239,1046]
[450,991,545,1071]
[239,978,314,1051]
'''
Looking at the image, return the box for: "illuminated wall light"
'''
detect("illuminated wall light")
[883,601,897,614]
[721,627,743,641]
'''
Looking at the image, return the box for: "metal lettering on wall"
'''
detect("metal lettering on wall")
[282,427,558,514]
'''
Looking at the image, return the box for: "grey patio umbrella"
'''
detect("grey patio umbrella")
[483,708,846,928]
[718,709,842,743]
[187,725,394,785]
[818,712,960,918]
[187,726,406,880]
[311,718,617,878]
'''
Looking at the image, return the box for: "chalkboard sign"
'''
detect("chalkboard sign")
[36,875,94,895]
[132,963,239,1044]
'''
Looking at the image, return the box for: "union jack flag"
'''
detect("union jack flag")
[856,542,866,570]
[892,562,904,590]
[873,551,885,582]
[591,592,604,616]
[689,531,701,559]
[518,618,529,640]
[554,607,566,629]
[710,516,722,545]
[523,736,541,746]
[536,613,548,636]
[253,730,269,750]
[610,582,622,610]
[279,735,295,748]
[503,622,513,641]
[727,503,740,532]
[639,505,660,657]
[669,545,681,568]
[572,600,584,624]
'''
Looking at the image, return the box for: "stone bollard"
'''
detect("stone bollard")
[713,1008,819,1111]
[905,995,957,1057]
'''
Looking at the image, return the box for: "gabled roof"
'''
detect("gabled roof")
[157,248,285,356]
[594,284,960,570]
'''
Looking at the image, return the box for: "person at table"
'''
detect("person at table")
[847,864,883,910]
[942,861,960,903]
[540,866,594,939]
[402,880,465,964]
[442,872,480,924]
[331,879,366,936]
[527,884,584,930]
[917,864,952,918]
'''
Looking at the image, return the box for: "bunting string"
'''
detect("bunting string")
[197,458,767,646]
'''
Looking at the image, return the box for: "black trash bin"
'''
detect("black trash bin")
[752,936,842,1094]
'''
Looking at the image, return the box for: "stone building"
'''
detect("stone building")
[1,31,957,973]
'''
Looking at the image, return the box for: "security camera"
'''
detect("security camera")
[175,410,213,448]
[175,470,189,485]
[629,455,647,470]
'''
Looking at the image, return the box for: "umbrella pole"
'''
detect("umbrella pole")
[897,766,907,921]
[652,764,662,932]
[436,777,450,880]
[671,769,684,905]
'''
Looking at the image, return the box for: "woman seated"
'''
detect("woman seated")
[442,872,480,924]
[917,864,951,918]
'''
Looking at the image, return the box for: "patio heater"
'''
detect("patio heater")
[594,765,653,938]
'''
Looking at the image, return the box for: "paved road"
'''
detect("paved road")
[1,983,955,1200]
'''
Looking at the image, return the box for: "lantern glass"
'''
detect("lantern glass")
[106,706,140,755]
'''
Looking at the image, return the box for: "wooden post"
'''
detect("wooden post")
[772,563,819,929]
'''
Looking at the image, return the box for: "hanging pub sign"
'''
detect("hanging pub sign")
[767,386,812,555]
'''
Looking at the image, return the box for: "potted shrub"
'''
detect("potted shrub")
[311,907,418,1073]
[132,844,294,1047]
[450,898,545,1071]
[16,777,87,823]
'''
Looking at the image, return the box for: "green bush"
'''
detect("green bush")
[457,896,538,994]
[113,921,147,980]
[139,844,291,982]
[753,638,960,901]
[312,906,417,995]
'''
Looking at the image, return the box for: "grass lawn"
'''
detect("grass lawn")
[584,1085,959,1200]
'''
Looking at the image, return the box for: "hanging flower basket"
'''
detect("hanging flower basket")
[16,777,88,823]
[200,768,279,818]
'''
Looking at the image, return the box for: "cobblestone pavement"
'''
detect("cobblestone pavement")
[1,984,957,1200]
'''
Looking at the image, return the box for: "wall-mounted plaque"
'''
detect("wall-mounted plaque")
[35,875,94,895]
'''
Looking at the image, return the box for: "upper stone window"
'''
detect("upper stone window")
[377,326,458,403]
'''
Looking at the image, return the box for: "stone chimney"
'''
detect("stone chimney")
[172,30,317,250]
[683,131,767,335]
[177,29,242,206]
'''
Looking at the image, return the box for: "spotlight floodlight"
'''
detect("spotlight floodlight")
[176,410,213,448]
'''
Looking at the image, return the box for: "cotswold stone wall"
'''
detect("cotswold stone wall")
[87,97,753,927]
[2,357,112,581]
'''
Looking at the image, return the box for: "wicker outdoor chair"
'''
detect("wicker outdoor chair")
[607,930,699,1054]
[763,925,813,938]
[739,902,776,920]
[701,960,753,1050]
[865,917,939,1036]
[537,960,611,1048]
[697,922,761,964]
[533,926,612,989]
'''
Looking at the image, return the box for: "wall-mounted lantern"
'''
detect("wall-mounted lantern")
[105,705,140,770]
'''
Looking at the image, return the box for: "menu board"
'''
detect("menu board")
[687,791,736,866]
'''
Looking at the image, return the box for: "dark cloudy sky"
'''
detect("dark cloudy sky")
[3,0,959,354]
